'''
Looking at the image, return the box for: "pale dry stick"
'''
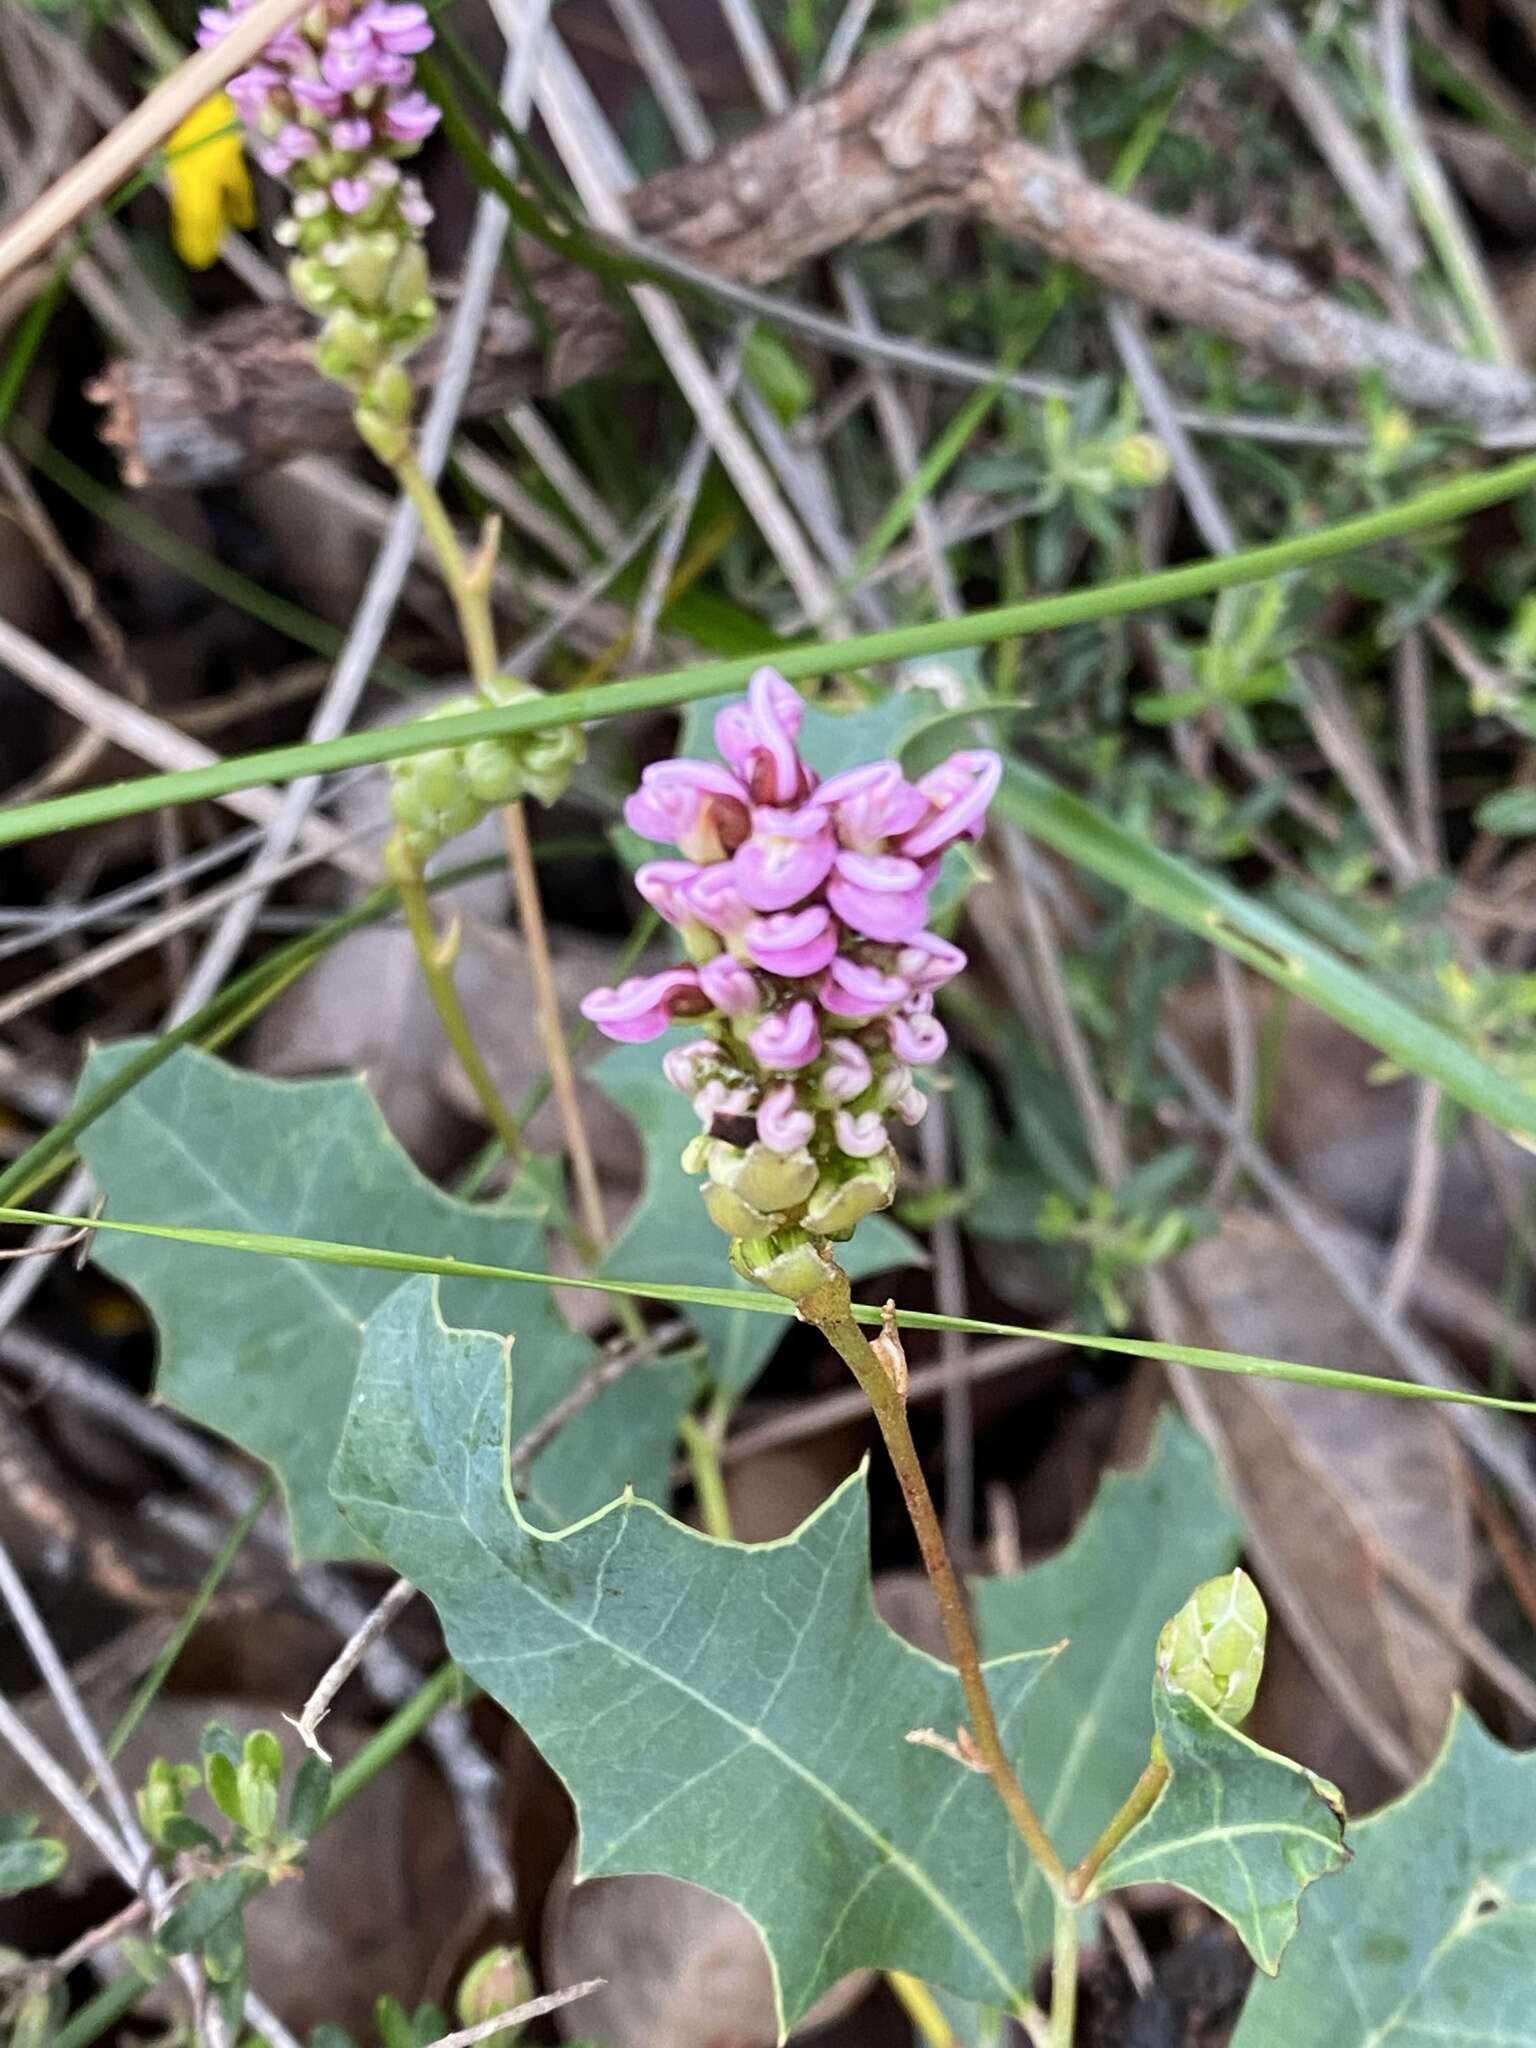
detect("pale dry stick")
[0,1689,148,1877]
[488,0,845,634]
[505,403,624,555]
[454,445,592,577]
[292,1576,419,1759]
[501,485,675,678]
[417,1981,605,2048]
[821,0,879,84]
[0,616,363,872]
[1381,1085,1445,1319]
[629,352,741,666]
[0,0,310,285]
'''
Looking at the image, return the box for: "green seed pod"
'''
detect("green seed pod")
[730,1229,828,1301]
[1158,1569,1267,1726]
[701,1182,780,1240]
[462,738,525,804]
[457,1946,534,2035]
[517,720,586,806]
[288,255,339,315]
[710,1139,818,1215]
[802,1146,898,1239]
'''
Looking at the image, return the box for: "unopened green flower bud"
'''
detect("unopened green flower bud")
[802,1146,897,1239]
[384,241,432,319]
[289,254,339,314]
[517,721,587,806]
[1158,1569,1267,1726]
[461,738,524,805]
[457,1946,534,2034]
[730,1228,829,1301]
[1110,433,1171,488]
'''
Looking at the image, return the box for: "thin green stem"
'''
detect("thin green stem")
[802,1266,1066,1893]
[324,1661,475,1819]
[9,446,1536,849]
[1047,1897,1079,2048]
[679,1401,734,1541]
[51,1968,162,2048]
[1066,1750,1170,1901]
[391,846,528,1165]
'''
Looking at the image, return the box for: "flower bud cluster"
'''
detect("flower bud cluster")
[199,0,442,428]
[1157,1570,1268,1728]
[388,673,587,862]
[580,671,999,1279]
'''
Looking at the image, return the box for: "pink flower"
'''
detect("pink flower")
[894,1084,928,1126]
[732,805,835,913]
[819,957,909,1020]
[750,1001,820,1072]
[580,968,707,1044]
[228,62,281,111]
[757,1084,816,1154]
[715,669,814,805]
[698,955,760,1016]
[625,761,750,864]
[901,750,1002,859]
[331,116,374,151]
[817,761,928,852]
[289,76,345,114]
[363,0,435,54]
[695,1079,757,1125]
[826,850,930,943]
[889,1007,948,1064]
[382,90,441,142]
[662,1041,718,1094]
[330,175,374,214]
[635,859,702,929]
[745,906,838,978]
[820,1038,872,1102]
[834,1109,889,1159]
[680,863,753,939]
[322,24,380,91]
[398,183,434,229]
[895,932,967,991]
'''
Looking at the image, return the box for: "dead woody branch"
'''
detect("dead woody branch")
[92,0,1536,489]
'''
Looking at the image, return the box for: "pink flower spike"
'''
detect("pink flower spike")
[901,749,1002,859]
[821,1037,873,1102]
[625,760,750,864]
[698,955,760,1017]
[827,850,929,943]
[331,116,374,151]
[819,957,910,1020]
[895,932,968,991]
[889,1007,948,1065]
[714,669,813,806]
[834,1109,889,1159]
[817,760,929,852]
[383,89,441,142]
[330,175,374,214]
[745,905,838,979]
[321,36,380,92]
[757,1084,816,1155]
[579,968,707,1044]
[227,62,280,108]
[662,1041,718,1095]
[750,1001,820,1072]
[732,805,835,913]
[635,859,703,929]
[679,863,753,939]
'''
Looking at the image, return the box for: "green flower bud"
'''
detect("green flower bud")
[1110,432,1172,488]
[384,241,432,319]
[802,1146,898,1239]
[730,1228,829,1301]
[517,721,587,806]
[288,255,339,314]
[359,362,414,431]
[461,738,524,805]
[1158,1569,1267,1726]
[457,1946,534,2034]
[709,1139,818,1215]
[701,1182,780,1239]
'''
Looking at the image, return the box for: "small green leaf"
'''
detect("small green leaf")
[157,1865,268,1953]
[0,1815,67,1897]
[77,1046,680,1559]
[287,1756,333,1841]
[204,1751,243,1829]
[159,1814,222,1855]
[1475,788,1536,836]
[974,1416,1243,1963]
[1232,1704,1536,2043]
[331,1278,1057,2030]
[1090,1683,1346,1974]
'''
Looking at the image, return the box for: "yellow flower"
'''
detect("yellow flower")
[165,93,256,270]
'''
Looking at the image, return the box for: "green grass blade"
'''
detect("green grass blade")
[5,450,1536,849]
[5,1204,1533,1413]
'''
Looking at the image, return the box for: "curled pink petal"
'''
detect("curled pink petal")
[322,40,379,91]
[695,1079,757,1125]
[698,955,761,1016]
[757,1083,816,1154]
[330,175,374,214]
[382,89,441,142]
[625,760,750,863]
[889,1007,948,1065]
[895,1085,928,1126]
[826,854,930,943]
[228,62,282,109]
[834,1109,889,1159]
[821,1037,873,1102]
[819,957,910,1020]
[732,805,836,913]
[750,1000,820,1072]
[817,760,929,851]
[900,749,1002,859]
[895,932,967,990]
[331,116,374,151]
[714,668,812,806]
[635,859,703,929]
[579,968,707,1044]
[745,906,838,979]
[680,863,753,939]
[364,0,435,52]
[662,1040,718,1094]
[289,75,345,113]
